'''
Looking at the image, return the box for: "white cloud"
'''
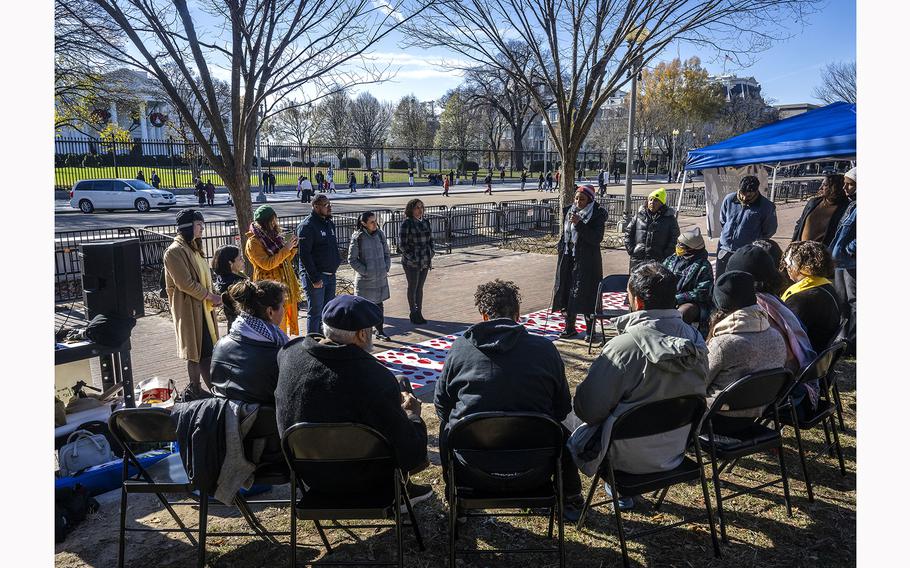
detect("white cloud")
[371,0,405,23]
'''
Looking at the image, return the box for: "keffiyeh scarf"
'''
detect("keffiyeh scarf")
[231,312,289,346]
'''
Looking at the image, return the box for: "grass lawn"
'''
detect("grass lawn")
[54,330,856,568]
[55,167,527,191]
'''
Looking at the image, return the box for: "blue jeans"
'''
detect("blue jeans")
[303,272,337,335]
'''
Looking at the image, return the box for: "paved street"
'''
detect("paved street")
[54,177,693,231]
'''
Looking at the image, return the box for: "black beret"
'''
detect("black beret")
[713,270,757,312]
[726,245,777,286]
[176,208,204,228]
[322,295,382,331]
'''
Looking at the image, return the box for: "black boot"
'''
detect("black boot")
[409,311,420,324]
[414,310,427,324]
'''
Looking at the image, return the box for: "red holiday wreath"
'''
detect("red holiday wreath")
[149,112,168,127]
[91,108,111,124]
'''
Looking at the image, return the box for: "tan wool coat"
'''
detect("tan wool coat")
[163,237,219,362]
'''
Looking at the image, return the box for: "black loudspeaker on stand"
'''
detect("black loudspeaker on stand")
[81,239,145,319]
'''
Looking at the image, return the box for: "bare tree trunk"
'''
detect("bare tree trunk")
[223,170,254,267]
[513,136,525,171]
[560,153,577,211]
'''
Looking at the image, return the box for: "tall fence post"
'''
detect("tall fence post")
[169,138,177,189]
[380,147,384,186]
[112,140,119,179]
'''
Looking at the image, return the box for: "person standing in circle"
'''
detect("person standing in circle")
[623,187,680,270]
[348,211,393,340]
[399,199,434,324]
[791,173,849,246]
[245,205,301,336]
[297,194,341,334]
[552,185,607,339]
[211,244,248,332]
[163,209,223,399]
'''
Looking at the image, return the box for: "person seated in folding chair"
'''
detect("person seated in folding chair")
[434,279,586,521]
[275,295,433,505]
[705,271,787,431]
[781,241,843,354]
[662,227,714,334]
[210,279,290,406]
[567,262,708,510]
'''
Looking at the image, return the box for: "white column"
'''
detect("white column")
[139,102,148,140]
[109,102,119,127]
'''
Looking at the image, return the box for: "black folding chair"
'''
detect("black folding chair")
[109,408,200,568]
[231,406,294,545]
[824,339,849,432]
[575,396,720,567]
[777,342,848,502]
[282,422,425,568]
[697,369,794,542]
[588,274,630,354]
[445,412,566,568]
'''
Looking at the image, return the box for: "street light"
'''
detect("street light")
[255,104,267,203]
[623,25,648,225]
[671,128,679,182]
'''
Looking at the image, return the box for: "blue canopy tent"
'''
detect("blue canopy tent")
[679,102,855,236]
[685,101,856,171]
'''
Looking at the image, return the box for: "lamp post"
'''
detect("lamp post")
[671,129,679,182]
[255,105,267,203]
[542,118,549,181]
[623,27,648,225]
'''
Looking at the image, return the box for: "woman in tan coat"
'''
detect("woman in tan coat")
[163,209,223,397]
[245,205,301,335]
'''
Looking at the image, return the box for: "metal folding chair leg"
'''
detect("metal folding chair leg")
[832,381,847,432]
[789,406,814,502]
[777,439,794,516]
[197,491,209,568]
[575,471,600,531]
[605,466,630,568]
[830,415,847,476]
[118,487,128,568]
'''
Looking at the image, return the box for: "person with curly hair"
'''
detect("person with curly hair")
[791,174,850,246]
[781,241,841,352]
[434,279,585,519]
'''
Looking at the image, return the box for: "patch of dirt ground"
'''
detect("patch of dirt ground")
[54,337,856,567]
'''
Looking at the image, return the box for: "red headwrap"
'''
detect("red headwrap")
[576,184,596,202]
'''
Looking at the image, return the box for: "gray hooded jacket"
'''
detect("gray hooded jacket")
[567,309,708,476]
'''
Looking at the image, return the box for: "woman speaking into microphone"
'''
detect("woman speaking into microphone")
[552,185,607,339]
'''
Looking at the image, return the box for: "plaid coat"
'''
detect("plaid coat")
[398,217,435,269]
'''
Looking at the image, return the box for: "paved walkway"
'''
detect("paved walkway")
[61,200,807,400]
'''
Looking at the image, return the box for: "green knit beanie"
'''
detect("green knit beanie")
[254,205,276,224]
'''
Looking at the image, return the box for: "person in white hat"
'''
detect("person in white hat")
[829,166,856,355]
[662,226,714,329]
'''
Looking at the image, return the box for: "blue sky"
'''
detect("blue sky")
[354,0,856,106]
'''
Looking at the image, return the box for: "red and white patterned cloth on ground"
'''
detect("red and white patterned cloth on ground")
[374,291,630,394]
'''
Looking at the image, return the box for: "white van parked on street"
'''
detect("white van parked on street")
[69,179,177,213]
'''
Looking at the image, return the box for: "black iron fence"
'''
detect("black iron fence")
[56,137,674,191]
[54,186,785,303]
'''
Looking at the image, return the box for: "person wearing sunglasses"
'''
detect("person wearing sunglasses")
[716,175,778,277]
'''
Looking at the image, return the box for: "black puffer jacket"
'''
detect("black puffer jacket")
[624,205,680,267]
[210,331,281,405]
